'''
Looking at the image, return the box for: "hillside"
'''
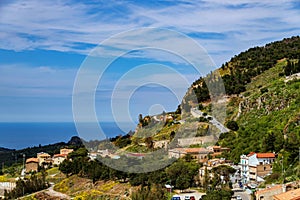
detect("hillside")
[0,136,82,167]
[185,36,300,181]
[123,36,300,179]
[219,60,300,163]
[8,36,300,199]
[185,36,300,104]
[0,147,13,153]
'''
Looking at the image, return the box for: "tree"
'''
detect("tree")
[262,132,276,152]
[139,114,143,124]
[202,188,233,200]
[175,105,181,114]
[68,147,88,159]
[225,120,239,131]
[166,160,199,191]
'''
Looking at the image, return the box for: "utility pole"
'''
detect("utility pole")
[282,155,285,184]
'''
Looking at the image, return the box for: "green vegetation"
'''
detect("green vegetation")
[131,185,167,200]
[186,36,300,103]
[58,148,199,192]
[218,60,300,182]
[202,188,233,200]
[0,136,83,167]
[4,171,48,199]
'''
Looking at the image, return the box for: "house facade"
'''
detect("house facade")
[53,154,67,165]
[25,158,39,173]
[37,152,51,166]
[240,152,275,183]
[168,148,213,163]
[60,148,73,155]
[255,185,284,200]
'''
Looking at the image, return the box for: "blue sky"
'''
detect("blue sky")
[0,0,300,123]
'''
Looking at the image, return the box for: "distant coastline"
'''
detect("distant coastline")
[0,122,134,150]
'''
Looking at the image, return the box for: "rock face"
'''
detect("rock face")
[67,136,83,146]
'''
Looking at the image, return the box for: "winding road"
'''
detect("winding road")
[191,108,229,133]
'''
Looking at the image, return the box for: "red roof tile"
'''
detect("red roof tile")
[26,158,38,163]
[53,154,67,158]
[273,188,300,200]
[256,153,275,158]
[247,152,275,158]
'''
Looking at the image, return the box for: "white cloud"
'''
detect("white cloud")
[0,0,299,66]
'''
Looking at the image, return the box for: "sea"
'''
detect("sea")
[0,122,135,150]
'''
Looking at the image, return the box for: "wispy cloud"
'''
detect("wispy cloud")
[1,0,299,66]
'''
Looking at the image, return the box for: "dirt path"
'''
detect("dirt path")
[45,184,70,199]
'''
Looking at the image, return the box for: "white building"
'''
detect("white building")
[53,154,67,166]
[240,152,275,183]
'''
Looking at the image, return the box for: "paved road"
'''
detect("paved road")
[176,191,206,199]
[191,108,229,133]
[45,183,70,199]
[233,191,251,200]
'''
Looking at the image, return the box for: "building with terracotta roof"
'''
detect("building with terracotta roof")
[273,188,300,200]
[240,152,275,183]
[207,146,230,157]
[255,185,284,200]
[60,148,73,155]
[37,152,51,166]
[25,158,39,173]
[168,148,213,163]
[53,154,67,166]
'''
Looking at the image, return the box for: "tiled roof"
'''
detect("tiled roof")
[247,152,256,157]
[53,154,67,158]
[247,152,275,158]
[26,158,38,163]
[256,153,275,158]
[273,188,300,200]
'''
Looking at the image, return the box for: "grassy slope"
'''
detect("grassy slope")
[53,175,132,200]
[220,60,300,163]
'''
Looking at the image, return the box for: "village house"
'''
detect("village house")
[60,148,74,155]
[25,158,39,173]
[207,146,230,158]
[255,185,285,200]
[168,148,213,163]
[53,154,67,165]
[207,158,226,167]
[37,152,51,166]
[256,182,300,200]
[240,152,276,183]
[53,148,74,165]
[273,187,300,200]
[97,149,109,157]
